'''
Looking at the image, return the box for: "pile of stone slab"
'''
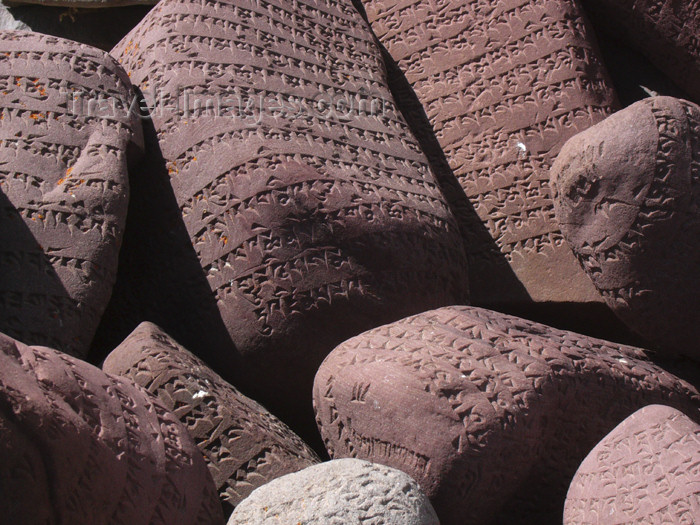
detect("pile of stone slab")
[0,0,698,523]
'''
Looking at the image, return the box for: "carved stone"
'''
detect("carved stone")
[565,404,700,524]
[551,96,700,358]
[360,0,618,305]
[103,321,321,514]
[105,0,469,429]
[0,31,143,358]
[227,458,440,525]
[0,331,223,524]
[313,306,700,525]
[580,0,700,103]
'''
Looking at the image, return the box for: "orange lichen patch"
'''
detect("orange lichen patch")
[221,235,228,245]
[29,112,42,120]
[167,163,178,175]
[31,79,48,98]
[192,156,197,162]
[57,167,74,185]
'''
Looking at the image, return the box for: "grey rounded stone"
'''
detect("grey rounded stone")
[227,458,440,525]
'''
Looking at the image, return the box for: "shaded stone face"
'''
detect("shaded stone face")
[312,306,700,525]
[579,0,700,103]
[360,0,619,305]
[0,331,223,524]
[106,0,469,426]
[227,458,440,525]
[4,0,155,7]
[103,322,321,515]
[565,404,700,524]
[0,4,154,51]
[551,96,700,357]
[0,31,143,358]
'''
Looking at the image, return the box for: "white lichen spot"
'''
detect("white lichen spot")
[193,390,209,399]
[516,142,527,153]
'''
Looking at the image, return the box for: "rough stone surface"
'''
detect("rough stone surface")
[580,0,700,103]
[0,30,143,357]
[551,96,700,357]
[103,322,321,515]
[102,0,470,432]
[313,306,700,525]
[0,331,224,524]
[227,458,440,525]
[0,4,154,51]
[361,0,618,305]
[564,404,700,524]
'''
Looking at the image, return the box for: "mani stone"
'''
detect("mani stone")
[312,306,700,525]
[103,321,321,515]
[564,405,700,525]
[0,31,143,358]
[579,0,700,103]
[360,0,618,306]
[0,331,224,525]
[564,404,700,524]
[551,96,700,358]
[107,0,470,430]
[227,458,440,525]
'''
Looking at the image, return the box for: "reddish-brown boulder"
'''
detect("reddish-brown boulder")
[360,0,618,306]
[0,331,223,524]
[313,306,700,525]
[565,404,700,524]
[0,31,143,358]
[551,96,700,358]
[103,322,321,514]
[103,0,469,430]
